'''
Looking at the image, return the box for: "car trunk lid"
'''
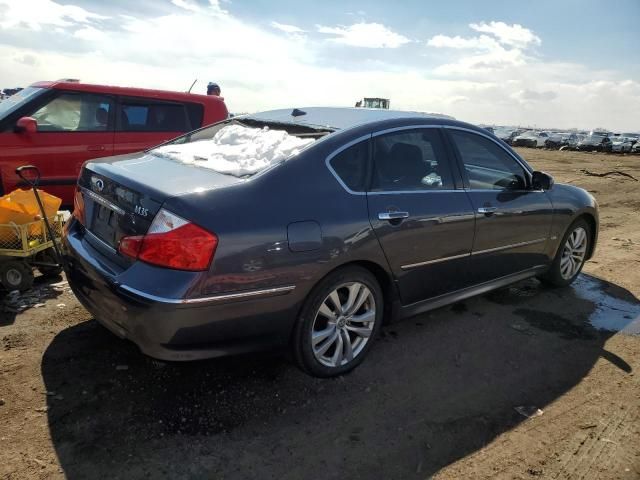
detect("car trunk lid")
[78,151,244,251]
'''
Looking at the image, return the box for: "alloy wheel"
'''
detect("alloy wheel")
[311,282,376,368]
[560,226,587,280]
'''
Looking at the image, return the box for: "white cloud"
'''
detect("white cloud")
[0,0,107,30]
[73,26,106,42]
[427,34,500,51]
[470,21,541,49]
[270,21,305,34]
[171,0,201,13]
[426,22,540,74]
[317,22,410,48]
[0,4,637,131]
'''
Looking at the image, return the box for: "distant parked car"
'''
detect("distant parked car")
[632,141,640,154]
[512,131,549,148]
[545,132,579,149]
[610,137,635,153]
[63,107,599,376]
[576,134,612,152]
[494,127,519,145]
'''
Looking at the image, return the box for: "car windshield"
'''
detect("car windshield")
[151,118,331,177]
[0,87,44,119]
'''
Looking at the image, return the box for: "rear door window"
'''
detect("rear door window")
[118,98,190,132]
[329,140,369,192]
[29,92,114,132]
[370,128,454,191]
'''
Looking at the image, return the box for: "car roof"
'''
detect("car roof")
[246,106,455,131]
[30,80,225,105]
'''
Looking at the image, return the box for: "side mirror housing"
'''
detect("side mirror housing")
[532,171,554,191]
[15,116,37,134]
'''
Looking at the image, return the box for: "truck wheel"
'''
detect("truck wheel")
[37,249,63,278]
[0,261,34,291]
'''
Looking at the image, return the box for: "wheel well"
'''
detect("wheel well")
[345,260,398,322]
[577,213,597,259]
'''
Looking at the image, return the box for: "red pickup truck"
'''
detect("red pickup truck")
[0,80,228,206]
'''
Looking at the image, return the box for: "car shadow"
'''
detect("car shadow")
[41,274,639,479]
[1,273,65,326]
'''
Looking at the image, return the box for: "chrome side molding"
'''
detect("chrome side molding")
[119,284,296,305]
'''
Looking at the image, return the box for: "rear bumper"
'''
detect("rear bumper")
[63,226,300,361]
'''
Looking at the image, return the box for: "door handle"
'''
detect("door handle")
[378,211,410,220]
[477,207,498,214]
[87,145,106,152]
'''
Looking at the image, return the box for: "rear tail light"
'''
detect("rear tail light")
[118,208,218,271]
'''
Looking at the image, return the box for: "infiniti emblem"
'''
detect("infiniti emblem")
[93,178,104,192]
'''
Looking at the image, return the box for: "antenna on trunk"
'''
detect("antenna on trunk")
[187,79,197,94]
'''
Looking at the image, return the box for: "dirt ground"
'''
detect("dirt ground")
[1,148,639,480]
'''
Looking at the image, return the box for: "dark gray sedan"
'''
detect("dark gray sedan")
[63,108,599,377]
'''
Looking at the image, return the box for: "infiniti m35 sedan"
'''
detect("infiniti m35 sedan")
[64,107,598,377]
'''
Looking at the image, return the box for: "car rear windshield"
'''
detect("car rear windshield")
[151,118,331,177]
[0,87,44,118]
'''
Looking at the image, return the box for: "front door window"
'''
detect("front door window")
[30,93,113,132]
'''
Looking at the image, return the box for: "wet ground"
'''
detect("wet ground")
[1,272,638,479]
[1,149,639,479]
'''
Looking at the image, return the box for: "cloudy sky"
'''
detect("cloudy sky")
[1,0,639,130]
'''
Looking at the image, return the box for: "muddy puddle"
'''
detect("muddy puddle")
[573,275,640,335]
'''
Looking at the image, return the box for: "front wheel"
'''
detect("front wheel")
[293,266,383,377]
[539,219,591,287]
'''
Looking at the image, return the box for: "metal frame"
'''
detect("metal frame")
[0,214,64,258]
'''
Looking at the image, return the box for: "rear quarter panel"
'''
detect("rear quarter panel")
[161,130,390,308]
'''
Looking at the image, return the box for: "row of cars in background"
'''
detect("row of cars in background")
[488,127,640,153]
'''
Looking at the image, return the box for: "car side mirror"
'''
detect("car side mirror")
[15,116,37,134]
[532,171,554,191]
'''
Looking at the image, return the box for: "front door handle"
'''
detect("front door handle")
[378,211,410,221]
[477,207,498,214]
[87,145,106,152]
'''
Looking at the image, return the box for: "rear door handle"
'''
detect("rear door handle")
[378,211,410,220]
[477,207,497,214]
[87,145,106,152]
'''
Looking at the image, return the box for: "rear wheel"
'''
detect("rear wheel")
[0,261,34,291]
[539,219,590,287]
[293,266,383,377]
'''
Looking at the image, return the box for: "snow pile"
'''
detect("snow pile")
[152,124,316,176]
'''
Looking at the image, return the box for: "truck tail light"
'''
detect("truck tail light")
[119,209,218,271]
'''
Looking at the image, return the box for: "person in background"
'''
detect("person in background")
[207,82,221,96]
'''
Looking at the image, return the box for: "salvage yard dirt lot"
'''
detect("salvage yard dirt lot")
[1,148,639,480]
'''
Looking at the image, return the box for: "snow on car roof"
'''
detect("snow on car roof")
[245,107,454,131]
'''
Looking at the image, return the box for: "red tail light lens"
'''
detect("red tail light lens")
[118,209,218,271]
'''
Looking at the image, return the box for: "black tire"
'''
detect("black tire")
[0,261,34,291]
[538,218,591,288]
[292,266,383,377]
[37,249,63,278]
